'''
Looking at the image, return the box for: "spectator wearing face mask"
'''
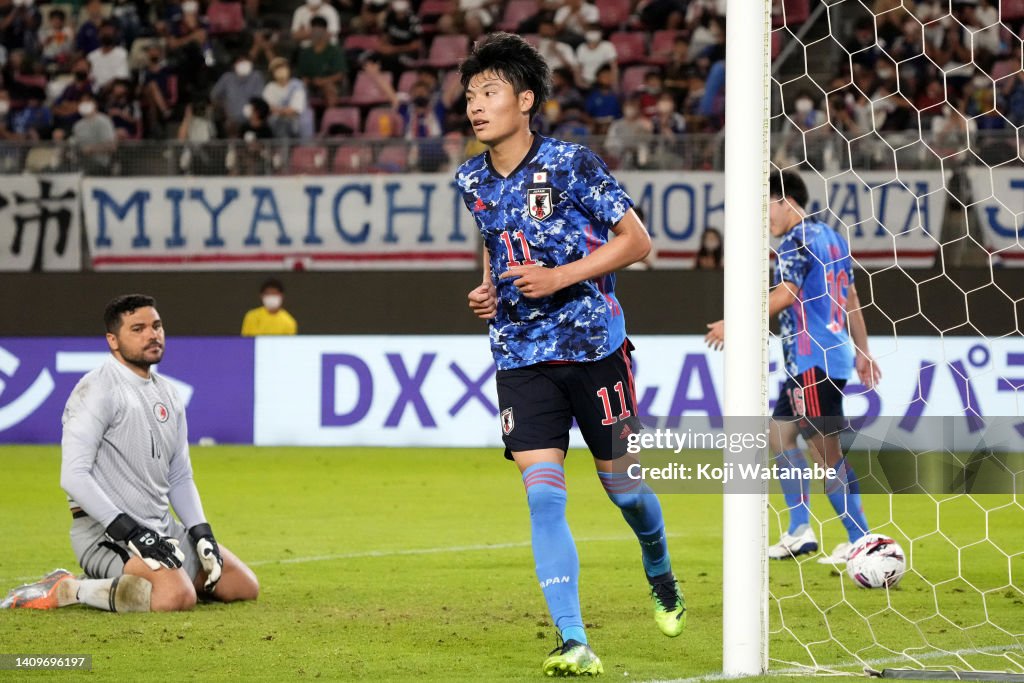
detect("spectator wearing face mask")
[87,21,129,92]
[605,96,653,169]
[39,8,74,65]
[651,92,686,135]
[553,0,599,48]
[576,27,617,88]
[241,279,297,336]
[166,0,212,102]
[141,43,178,136]
[291,0,340,44]
[71,92,117,174]
[375,0,422,79]
[212,54,266,137]
[52,57,94,135]
[263,56,313,139]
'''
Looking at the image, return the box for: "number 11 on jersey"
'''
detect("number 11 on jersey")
[499,230,538,268]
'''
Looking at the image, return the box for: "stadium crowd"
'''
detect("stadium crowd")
[0,0,1021,172]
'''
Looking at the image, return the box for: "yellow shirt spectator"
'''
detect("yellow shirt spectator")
[241,307,297,336]
[242,279,297,336]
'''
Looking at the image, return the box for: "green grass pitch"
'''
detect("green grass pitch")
[0,446,1021,681]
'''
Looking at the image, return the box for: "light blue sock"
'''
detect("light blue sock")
[598,471,672,578]
[776,448,811,533]
[825,456,869,542]
[523,463,587,645]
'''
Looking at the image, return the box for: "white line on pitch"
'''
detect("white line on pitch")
[247,533,684,568]
[645,644,1024,683]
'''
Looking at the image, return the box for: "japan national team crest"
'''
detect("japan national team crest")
[527,188,552,221]
[500,407,515,435]
[154,403,169,423]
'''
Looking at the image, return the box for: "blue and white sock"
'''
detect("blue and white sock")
[598,471,672,579]
[825,456,869,542]
[523,463,587,645]
[776,448,811,534]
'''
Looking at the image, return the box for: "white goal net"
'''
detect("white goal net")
[767,0,1024,676]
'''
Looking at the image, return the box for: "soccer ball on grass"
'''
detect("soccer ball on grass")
[846,534,906,589]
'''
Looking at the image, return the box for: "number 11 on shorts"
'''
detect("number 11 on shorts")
[597,382,632,426]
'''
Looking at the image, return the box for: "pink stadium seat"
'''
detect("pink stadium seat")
[596,0,631,29]
[397,70,420,94]
[1004,0,1024,20]
[320,106,361,136]
[522,34,541,49]
[426,35,469,68]
[344,34,379,53]
[289,146,329,174]
[620,65,648,97]
[332,145,372,174]
[419,0,453,22]
[610,32,646,65]
[374,144,409,172]
[206,1,245,34]
[363,106,403,137]
[346,71,393,106]
[650,30,683,64]
[991,59,1020,82]
[500,0,537,32]
[771,29,782,60]
[441,69,461,95]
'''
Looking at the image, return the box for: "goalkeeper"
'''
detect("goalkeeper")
[1,294,259,612]
[706,171,881,565]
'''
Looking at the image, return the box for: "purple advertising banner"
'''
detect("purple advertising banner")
[0,338,254,444]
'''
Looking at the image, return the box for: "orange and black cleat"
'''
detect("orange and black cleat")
[0,569,76,609]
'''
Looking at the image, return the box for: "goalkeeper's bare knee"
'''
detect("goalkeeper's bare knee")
[112,575,152,612]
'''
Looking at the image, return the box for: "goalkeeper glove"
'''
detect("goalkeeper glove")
[189,523,223,592]
[105,513,185,570]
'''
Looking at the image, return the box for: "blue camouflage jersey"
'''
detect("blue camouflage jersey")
[776,219,855,380]
[456,134,634,370]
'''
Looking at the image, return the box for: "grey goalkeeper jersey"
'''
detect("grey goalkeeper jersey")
[61,356,206,536]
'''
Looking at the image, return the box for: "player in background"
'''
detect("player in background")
[705,171,882,565]
[457,33,684,677]
[1,295,259,612]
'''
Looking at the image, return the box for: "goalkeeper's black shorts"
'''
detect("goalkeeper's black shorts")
[772,366,847,438]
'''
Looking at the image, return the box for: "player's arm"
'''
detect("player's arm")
[704,281,797,350]
[468,246,497,319]
[846,283,881,389]
[501,208,650,299]
[61,380,184,570]
[166,404,223,590]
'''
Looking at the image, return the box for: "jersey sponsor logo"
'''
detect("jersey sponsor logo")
[154,403,169,423]
[500,407,515,434]
[527,188,552,221]
[539,575,571,588]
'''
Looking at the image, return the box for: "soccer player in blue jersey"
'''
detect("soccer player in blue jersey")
[456,32,685,677]
[706,170,881,565]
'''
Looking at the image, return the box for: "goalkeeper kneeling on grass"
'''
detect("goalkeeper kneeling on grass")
[706,171,882,566]
[2,295,259,612]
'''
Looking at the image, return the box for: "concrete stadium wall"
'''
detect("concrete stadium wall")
[3,268,1021,337]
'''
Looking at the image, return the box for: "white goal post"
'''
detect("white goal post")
[721,0,772,676]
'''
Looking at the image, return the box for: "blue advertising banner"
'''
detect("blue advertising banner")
[0,338,254,444]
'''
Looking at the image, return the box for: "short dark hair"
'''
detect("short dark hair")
[104,294,156,333]
[459,32,551,119]
[769,170,809,209]
[310,15,328,28]
[260,278,284,294]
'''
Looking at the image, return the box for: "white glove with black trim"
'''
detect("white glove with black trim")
[189,523,223,592]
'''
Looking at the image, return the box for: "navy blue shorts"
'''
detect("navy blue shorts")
[495,340,641,461]
[773,366,847,438]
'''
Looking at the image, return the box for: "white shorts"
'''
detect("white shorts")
[69,514,201,582]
